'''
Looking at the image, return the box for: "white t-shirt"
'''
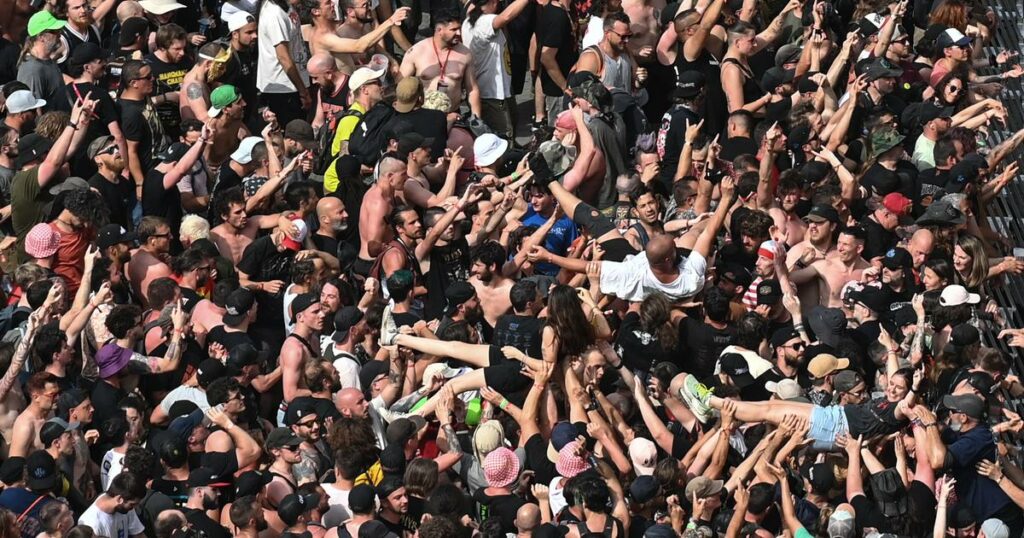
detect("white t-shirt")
[332,351,362,390]
[462,14,511,100]
[257,0,310,93]
[100,448,126,492]
[78,499,145,538]
[599,251,707,302]
[581,16,604,49]
[158,385,210,413]
[321,482,352,528]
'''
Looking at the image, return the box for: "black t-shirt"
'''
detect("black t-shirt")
[220,45,258,121]
[237,235,295,330]
[91,379,127,429]
[215,164,243,195]
[425,237,471,320]
[843,398,905,438]
[142,166,184,233]
[677,317,734,380]
[312,233,339,259]
[144,53,189,137]
[657,105,700,186]
[119,97,162,175]
[206,325,257,351]
[861,218,896,261]
[0,37,18,84]
[150,477,188,507]
[492,314,544,359]
[474,489,527,534]
[615,312,675,373]
[524,432,558,485]
[389,109,448,159]
[184,508,231,538]
[720,136,759,162]
[89,172,137,229]
[536,3,576,97]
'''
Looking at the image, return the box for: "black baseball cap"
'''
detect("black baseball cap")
[235,470,273,497]
[358,360,390,392]
[15,134,53,169]
[848,285,893,314]
[630,475,659,503]
[96,224,137,249]
[0,457,25,485]
[719,353,756,388]
[188,467,231,488]
[349,484,376,514]
[756,279,783,306]
[196,359,227,388]
[397,133,434,156]
[881,247,913,271]
[760,67,795,93]
[118,17,149,47]
[718,263,753,289]
[444,281,476,316]
[226,343,261,375]
[385,416,427,445]
[266,427,303,449]
[222,288,255,326]
[278,493,322,526]
[158,142,190,163]
[332,306,364,343]
[675,70,706,98]
[25,450,57,491]
[70,42,105,66]
[804,205,839,224]
[290,293,319,324]
[56,388,89,420]
[39,418,79,448]
[284,396,318,427]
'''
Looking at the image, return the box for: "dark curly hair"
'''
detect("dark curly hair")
[61,188,109,227]
[210,186,246,225]
[105,304,143,339]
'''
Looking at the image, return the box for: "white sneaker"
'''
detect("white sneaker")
[380,303,399,346]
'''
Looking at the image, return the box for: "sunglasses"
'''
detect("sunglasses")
[609,30,633,40]
[99,145,119,156]
[947,85,961,93]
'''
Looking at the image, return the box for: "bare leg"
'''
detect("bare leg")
[414,369,488,418]
[707,396,814,425]
[394,334,491,368]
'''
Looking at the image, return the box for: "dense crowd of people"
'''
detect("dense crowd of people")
[0,0,1023,537]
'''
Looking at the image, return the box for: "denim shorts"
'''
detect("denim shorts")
[809,405,850,450]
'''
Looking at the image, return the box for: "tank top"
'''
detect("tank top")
[673,48,726,136]
[721,58,763,107]
[574,516,624,538]
[629,222,651,248]
[593,47,633,93]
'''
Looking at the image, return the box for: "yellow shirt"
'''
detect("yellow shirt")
[330,101,367,157]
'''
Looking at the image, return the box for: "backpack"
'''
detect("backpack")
[347,103,396,167]
[313,108,363,175]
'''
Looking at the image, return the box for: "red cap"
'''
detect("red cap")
[882,192,911,216]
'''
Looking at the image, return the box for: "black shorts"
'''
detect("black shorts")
[572,202,617,238]
[484,363,531,404]
[353,257,374,278]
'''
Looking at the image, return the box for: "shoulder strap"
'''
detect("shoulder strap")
[17,494,48,523]
[571,45,604,76]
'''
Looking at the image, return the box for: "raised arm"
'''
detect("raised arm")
[683,0,725,60]
[206,407,262,470]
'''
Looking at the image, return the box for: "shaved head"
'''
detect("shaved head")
[317,197,342,219]
[335,388,368,418]
[117,0,143,21]
[515,503,540,532]
[645,234,676,268]
[908,228,935,268]
[307,53,337,76]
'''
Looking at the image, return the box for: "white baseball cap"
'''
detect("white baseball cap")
[226,11,255,32]
[939,284,981,306]
[139,0,186,14]
[765,379,803,400]
[6,90,46,114]
[230,136,263,164]
[348,67,384,92]
[473,133,508,168]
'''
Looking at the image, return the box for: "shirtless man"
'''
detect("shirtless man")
[767,178,808,246]
[399,11,482,116]
[9,372,61,457]
[401,135,460,209]
[621,0,659,63]
[210,187,291,265]
[278,295,326,425]
[785,205,838,315]
[180,42,229,122]
[205,85,251,168]
[0,297,51,455]
[309,0,409,73]
[335,0,392,70]
[356,154,408,278]
[127,217,173,309]
[783,226,870,308]
[623,186,663,251]
[468,242,514,327]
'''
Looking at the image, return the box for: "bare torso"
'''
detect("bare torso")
[312,23,358,74]
[359,184,393,260]
[191,299,226,346]
[813,255,869,308]
[211,221,261,265]
[622,0,661,62]
[402,40,472,111]
[335,22,373,71]
[770,208,807,246]
[179,69,209,122]
[9,409,45,458]
[127,249,172,308]
[0,390,26,454]
[786,241,832,315]
[470,276,514,327]
[207,118,247,166]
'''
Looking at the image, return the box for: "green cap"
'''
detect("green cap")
[208,85,240,118]
[869,126,906,160]
[28,11,66,37]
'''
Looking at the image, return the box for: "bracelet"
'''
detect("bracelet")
[610,361,623,369]
[511,171,521,180]
[69,122,79,130]
[499,398,509,410]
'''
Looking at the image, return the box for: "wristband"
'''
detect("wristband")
[499,398,509,410]
[511,171,521,180]
[69,122,79,130]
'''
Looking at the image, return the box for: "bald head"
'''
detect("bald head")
[645,234,676,268]
[317,197,342,219]
[335,388,367,418]
[307,53,337,76]
[908,228,935,268]
[117,0,143,21]
[515,503,540,532]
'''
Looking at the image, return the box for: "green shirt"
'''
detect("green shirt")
[10,167,53,263]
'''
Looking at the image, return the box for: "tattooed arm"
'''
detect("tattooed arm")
[0,303,47,401]
[128,303,188,374]
[185,81,211,122]
[292,447,321,485]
